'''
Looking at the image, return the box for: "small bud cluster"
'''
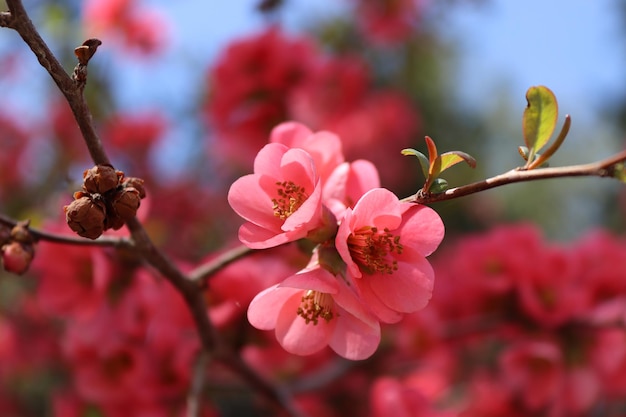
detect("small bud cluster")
[64,165,146,240]
[1,221,36,275]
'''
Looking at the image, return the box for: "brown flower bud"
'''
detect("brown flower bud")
[104,209,125,231]
[2,241,34,275]
[111,187,141,222]
[64,196,106,239]
[83,165,120,194]
[121,177,146,199]
[10,221,35,245]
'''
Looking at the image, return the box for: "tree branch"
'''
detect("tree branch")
[189,244,253,284]
[5,0,110,166]
[0,213,133,248]
[408,149,626,204]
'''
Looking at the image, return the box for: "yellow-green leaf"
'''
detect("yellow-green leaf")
[439,151,477,172]
[522,86,558,156]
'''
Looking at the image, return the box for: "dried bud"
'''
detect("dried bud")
[10,221,35,245]
[121,177,146,199]
[104,209,125,231]
[111,187,141,222]
[83,165,120,194]
[1,241,34,275]
[64,196,106,239]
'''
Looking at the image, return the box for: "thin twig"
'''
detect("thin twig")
[5,0,110,166]
[0,213,133,248]
[187,351,209,417]
[188,244,253,284]
[408,149,626,204]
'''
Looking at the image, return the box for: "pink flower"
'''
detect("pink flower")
[247,261,381,360]
[228,142,327,248]
[269,121,345,182]
[336,188,444,322]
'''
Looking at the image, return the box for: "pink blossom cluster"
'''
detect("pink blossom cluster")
[228,121,445,360]
[206,27,419,186]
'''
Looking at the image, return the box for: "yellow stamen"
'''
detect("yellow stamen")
[297,290,334,325]
[348,226,403,275]
[272,181,308,220]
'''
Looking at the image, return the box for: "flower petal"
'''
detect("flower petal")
[247,285,300,330]
[397,204,445,257]
[275,292,335,356]
[329,310,381,360]
[368,254,434,313]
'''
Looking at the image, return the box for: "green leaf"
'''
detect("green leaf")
[439,151,477,172]
[522,86,558,159]
[401,148,429,178]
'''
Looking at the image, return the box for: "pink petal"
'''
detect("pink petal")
[329,310,381,360]
[279,148,317,187]
[398,204,445,257]
[275,292,335,356]
[238,222,294,249]
[269,122,312,147]
[354,277,404,323]
[368,254,434,313]
[335,209,362,278]
[247,285,301,330]
[253,143,289,177]
[280,267,339,294]
[352,188,403,230]
[228,174,281,231]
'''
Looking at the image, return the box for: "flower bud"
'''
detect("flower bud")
[83,165,120,195]
[10,221,35,245]
[111,187,141,222]
[64,196,106,239]
[121,177,146,199]
[1,241,34,275]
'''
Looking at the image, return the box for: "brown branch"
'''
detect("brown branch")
[189,244,253,284]
[408,149,626,204]
[0,11,11,27]
[5,0,110,166]
[0,213,133,248]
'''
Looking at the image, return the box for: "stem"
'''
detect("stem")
[189,244,253,284]
[0,214,133,248]
[407,149,626,204]
[4,0,110,166]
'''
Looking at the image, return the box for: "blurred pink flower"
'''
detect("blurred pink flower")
[336,188,444,322]
[248,261,380,360]
[228,143,326,248]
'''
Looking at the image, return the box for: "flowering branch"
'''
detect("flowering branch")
[1,2,305,416]
[409,149,626,204]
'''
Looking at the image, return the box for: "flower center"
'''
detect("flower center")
[272,181,308,220]
[297,290,334,325]
[348,226,403,275]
